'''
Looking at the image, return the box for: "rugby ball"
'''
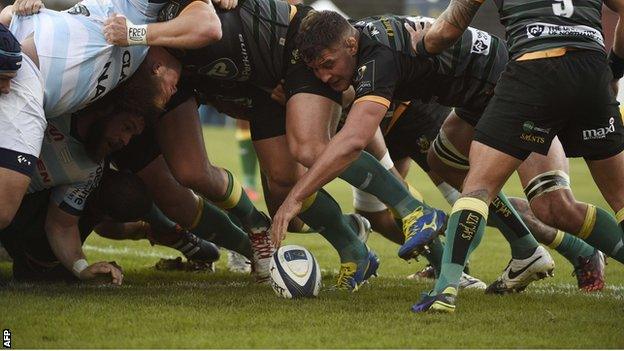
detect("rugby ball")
[269,245,322,299]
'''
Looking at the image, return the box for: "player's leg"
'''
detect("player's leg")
[235,119,259,201]
[0,53,46,230]
[286,93,445,257]
[515,138,605,290]
[425,111,542,262]
[254,128,376,291]
[156,98,270,235]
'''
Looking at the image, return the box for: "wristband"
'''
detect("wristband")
[126,19,148,45]
[415,37,433,57]
[379,150,394,170]
[608,49,624,80]
[72,258,89,278]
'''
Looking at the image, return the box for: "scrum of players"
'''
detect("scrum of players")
[0,0,622,313]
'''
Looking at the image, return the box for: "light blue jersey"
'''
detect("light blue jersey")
[28,114,103,215]
[10,0,168,118]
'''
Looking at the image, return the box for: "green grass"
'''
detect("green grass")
[1,126,623,348]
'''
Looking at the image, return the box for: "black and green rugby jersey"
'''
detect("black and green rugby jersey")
[159,0,298,89]
[351,15,508,111]
[494,0,605,58]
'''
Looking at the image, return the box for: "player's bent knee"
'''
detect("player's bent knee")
[172,165,224,199]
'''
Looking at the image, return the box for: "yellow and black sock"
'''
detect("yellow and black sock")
[216,169,267,230]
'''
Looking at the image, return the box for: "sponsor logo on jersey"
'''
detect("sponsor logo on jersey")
[238,34,252,81]
[199,58,240,80]
[354,61,375,95]
[526,22,604,46]
[67,4,90,16]
[583,117,616,140]
[468,28,492,56]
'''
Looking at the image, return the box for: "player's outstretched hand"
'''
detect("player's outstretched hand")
[79,261,124,285]
[104,13,130,46]
[212,0,238,10]
[270,196,303,249]
[13,0,44,16]
[404,20,431,54]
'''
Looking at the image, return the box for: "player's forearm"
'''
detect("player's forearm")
[425,0,481,54]
[147,1,222,49]
[45,223,86,272]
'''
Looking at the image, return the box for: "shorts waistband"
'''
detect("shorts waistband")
[516,47,579,61]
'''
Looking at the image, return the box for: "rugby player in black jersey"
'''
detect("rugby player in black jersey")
[399,0,624,312]
[269,11,558,294]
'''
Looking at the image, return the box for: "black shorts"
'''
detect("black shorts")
[475,50,624,160]
[283,5,342,104]
[200,82,287,141]
[384,101,450,172]
[0,191,96,282]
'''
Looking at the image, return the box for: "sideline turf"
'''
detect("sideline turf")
[1,127,622,348]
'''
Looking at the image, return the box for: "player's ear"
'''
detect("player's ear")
[345,36,358,55]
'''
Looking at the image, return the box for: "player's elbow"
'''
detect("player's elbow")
[191,20,222,47]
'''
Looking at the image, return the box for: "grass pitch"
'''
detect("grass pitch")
[1,127,623,348]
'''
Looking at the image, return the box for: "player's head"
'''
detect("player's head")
[141,46,182,109]
[84,109,145,162]
[0,23,22,94]
[297,10,358,92]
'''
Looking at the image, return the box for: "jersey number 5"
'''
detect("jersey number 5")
[552,0,574,18]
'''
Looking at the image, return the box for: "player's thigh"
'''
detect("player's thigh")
[136,155,199,227]
[0,168,32,229]
[157,98,223,187]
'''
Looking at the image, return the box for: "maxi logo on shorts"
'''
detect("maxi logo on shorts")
[520,121,549,144]
[582,117,616,140]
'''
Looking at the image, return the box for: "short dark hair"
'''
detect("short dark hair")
[296,10,352,63]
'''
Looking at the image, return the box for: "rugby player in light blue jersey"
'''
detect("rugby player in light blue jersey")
[0,0,222,237]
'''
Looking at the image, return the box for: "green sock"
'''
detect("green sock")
[143,204,177,232]
[217,169,268,230]
[237,136,258,188]
[580,205,624,264]
[190,197,252,259]
[298,189,367,263]
[339,151,429,218]
[547,230,595,267]
[434,197,488,294]
[489,192,539,259]
[422,236,444,277]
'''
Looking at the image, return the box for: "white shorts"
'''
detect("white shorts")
[0,54,45,157]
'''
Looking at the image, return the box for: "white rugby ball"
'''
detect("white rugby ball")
[269,245,322,299]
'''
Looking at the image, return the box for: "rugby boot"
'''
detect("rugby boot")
[486,246,555,294]
[149,225,220,263]
[248,212,274,283]
[349,213,372,243]
[227,250,252,274]
[573,250,605,292]
[398,208,447,260]
[459,272,487,290]
[411,287,457,313]
[336,249,380,292]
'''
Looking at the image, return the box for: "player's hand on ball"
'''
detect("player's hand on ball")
[79,261,124,285]
[271,196,303,248]
[404,20,431,54]
[212,0,238,10]
[13,0,44,16]
[104,13,130,46]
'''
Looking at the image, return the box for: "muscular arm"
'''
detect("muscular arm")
[147,1,222,49]
[44,203,85,272]
[285,101,387,203]
[606,0,624,57]
[423,0,483,54]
